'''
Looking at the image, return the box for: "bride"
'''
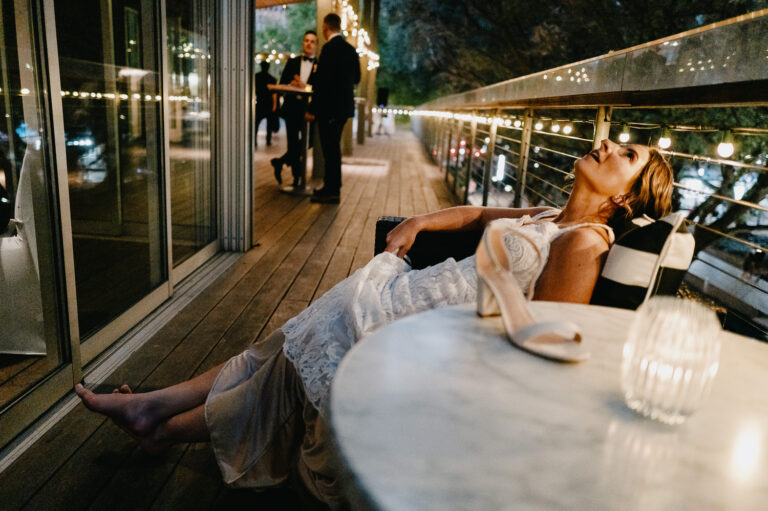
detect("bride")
[76,139,673,507]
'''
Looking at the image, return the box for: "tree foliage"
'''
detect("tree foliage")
[255,2,317,54]
[378,0,768,105]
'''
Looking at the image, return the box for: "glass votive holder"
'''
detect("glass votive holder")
[621,296,722,425]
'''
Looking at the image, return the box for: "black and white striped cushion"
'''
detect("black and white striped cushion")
[590,212,694,310]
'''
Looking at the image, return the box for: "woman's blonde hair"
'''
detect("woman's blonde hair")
[609,148,674,231]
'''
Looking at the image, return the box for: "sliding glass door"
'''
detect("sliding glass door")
[54,0,167,344]
[0,0,72,447]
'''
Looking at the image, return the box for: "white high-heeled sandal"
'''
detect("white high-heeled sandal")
[475,219,589,363]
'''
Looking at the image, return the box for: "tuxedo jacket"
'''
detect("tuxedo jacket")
[308,35,361,120]
[279,56,316,118]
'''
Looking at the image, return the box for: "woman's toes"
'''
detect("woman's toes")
[119,384,132,394]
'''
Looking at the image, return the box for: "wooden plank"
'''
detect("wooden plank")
[313,245,356,300]
[282,173,371,302]
[148,443,221,511]
[0,358,53,409]
[0,356,36,386]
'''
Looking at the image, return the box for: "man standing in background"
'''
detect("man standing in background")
[271,30,318,187]
[305,13,360,204]
[254,61,277,147]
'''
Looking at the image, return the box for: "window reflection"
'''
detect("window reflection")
[55,0,166,339]
[167,0,216,267]
[0,0,65,410]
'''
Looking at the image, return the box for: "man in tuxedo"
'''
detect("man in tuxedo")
[305,13,361,203]
[254,61,277,147]
[271,30,317,187]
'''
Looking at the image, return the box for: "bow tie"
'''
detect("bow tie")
[302,56,314,62]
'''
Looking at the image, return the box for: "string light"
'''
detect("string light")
[619,123,631,143]
[657,126,672,149]
[407,111,761,161]
[717,130,735,158]
[337,0,380,69]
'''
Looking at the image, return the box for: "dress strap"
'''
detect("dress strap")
[530,208,561,222]
[553,222,615,244]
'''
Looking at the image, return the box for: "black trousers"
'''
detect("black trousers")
[255,107,273,145]
[275,112,304,181]
[317,118,345,193]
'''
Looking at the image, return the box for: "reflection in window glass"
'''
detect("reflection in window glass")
[167,0,216,267]
[0,0,65,410]
[55,0,166,339]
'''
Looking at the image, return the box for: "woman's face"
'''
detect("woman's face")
[574,139,650,197]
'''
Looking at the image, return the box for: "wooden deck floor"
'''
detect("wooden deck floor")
[0,128,456,510]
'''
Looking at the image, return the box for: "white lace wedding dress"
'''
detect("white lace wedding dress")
[283,209,611,413]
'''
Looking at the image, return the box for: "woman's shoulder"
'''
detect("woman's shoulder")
[553,225,611,253]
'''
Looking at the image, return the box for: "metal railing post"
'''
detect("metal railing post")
[514,108,534,208]
[462,112,477,204]
[481,111,499,206]
[593,106,613,149]
[435,117,445,165]
[453,119,465,194]
[443,117,454,181]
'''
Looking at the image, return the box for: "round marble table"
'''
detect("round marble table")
[330,302,768,510]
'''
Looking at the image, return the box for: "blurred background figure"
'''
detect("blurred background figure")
[255,61,277,147]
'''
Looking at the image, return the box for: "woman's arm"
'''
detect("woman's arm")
[533,228,609,303]
[385,205,554,258]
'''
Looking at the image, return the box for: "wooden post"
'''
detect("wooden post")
[593,106,613,149]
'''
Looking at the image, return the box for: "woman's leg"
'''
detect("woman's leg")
[75,362,225,438]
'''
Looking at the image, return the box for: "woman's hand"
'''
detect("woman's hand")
[385,217,422,258]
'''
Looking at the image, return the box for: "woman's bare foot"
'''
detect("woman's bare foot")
[75,383,158,437]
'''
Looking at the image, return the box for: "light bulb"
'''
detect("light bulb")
[717,130,735,158]
[534,121,544,130]
[563,124,573,135]
[619,123,630,143]
[657,127,672,149]
[551,123,561,133]
[718,142,734,158]
[514,119,522,128]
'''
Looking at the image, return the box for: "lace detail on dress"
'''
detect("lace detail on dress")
[282,252,476,414]
[282,209,590,415]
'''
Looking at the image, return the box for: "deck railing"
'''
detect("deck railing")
[397,9,768,339]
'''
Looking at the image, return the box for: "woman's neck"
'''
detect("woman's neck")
[555,188,615,226]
